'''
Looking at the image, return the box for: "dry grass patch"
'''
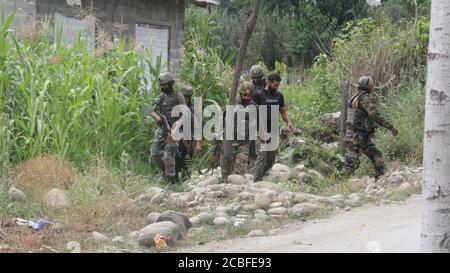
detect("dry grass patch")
[12,155,76,199]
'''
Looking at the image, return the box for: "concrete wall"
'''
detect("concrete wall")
[1,0,186,73]
[0,0,35,29]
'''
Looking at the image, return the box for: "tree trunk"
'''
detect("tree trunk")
[421,0,450,253]
[220,0,261,180]
[340,82,350,156]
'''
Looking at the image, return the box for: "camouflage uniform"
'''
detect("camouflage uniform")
[223,83,257,176]
[150,88,186,183]
[177,86,195,181]
[343,89,394,179]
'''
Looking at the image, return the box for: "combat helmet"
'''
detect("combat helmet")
[250,65,264,78]
[157,72,175,85]
[358,76,375,91]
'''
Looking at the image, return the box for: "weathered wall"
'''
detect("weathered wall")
[1,0,185,73]
[0,0,35,29]
[35,0,185,73]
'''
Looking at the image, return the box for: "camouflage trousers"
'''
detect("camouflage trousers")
[253,139,279,182]
[230,141,251,176]
[343,130,385,179]
[177,140,193,181]
[151,128,177,180]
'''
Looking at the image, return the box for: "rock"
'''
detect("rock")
[206,184,223,192]
[255,209,266,215]
[223,185,242,197]
[248,230,266,237]
[154,210,192,235]
[348,193,360,202]
[187,201,199,207]
[254,193,271,209]
[137,194,152,202]
[147,212,161,224]
[269,202,283,208]
[227,174,249,185]
[252,181,283,192]
[271,163,291,173]
[66,241,81,253]
[138,221,182,247]
[273,192,294,203]
[213,217,230,226]
[150,193,166,204]
[294,164,305,172]
[146,187,166,197]
[288,203,322,217]
[191,187,207,195]
[9,187,26,202]
[267,207,287,215]
[270,171,291,182]
[344,206,351,211]
[399,182,413,191]
[298,172,313,184]
[128,231,139,240]
[206,191,226,198]
[189,216,201,227]
[43,189,68,208]
[112,236,125,243]
[254,214,269,221]
[178,192,195,204]
[242,204,258,211]
[244,174,254,181]
[197,177,220,187]
[238,191,254,201]
[233,221,245,227]
[197,212,212,223]
[308,170,324,180]
[388,174,404,185]
[293,192,322,204]
[91,231,109,242]
[319,112,341,130]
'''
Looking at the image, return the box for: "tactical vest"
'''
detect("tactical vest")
[346,91,376,133]
[155,91,183,126]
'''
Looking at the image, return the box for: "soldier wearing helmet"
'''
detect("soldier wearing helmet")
[150,72,186,184]
[342,76,399,180]
[177,85,201,181]
[250,64,266,93]
[221,82,258,177]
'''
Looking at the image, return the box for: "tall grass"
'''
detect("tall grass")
[0,15,162,172]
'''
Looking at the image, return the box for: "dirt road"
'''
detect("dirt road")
[176,195,421,253]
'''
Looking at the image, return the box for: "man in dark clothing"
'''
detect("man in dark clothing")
[253,73,293,182]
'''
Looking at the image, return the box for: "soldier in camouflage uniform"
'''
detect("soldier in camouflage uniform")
[177,85,202,181]
[343,76,399,180]
[250,64,266,94]
[223,82,257,176]
[150,72,186,184]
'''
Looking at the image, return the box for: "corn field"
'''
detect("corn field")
[0,14,164,172]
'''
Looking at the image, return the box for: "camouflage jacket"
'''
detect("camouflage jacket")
[346,91,393,133]
[152,89,186,127]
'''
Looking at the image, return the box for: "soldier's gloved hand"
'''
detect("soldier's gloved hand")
[391,128,399,137]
